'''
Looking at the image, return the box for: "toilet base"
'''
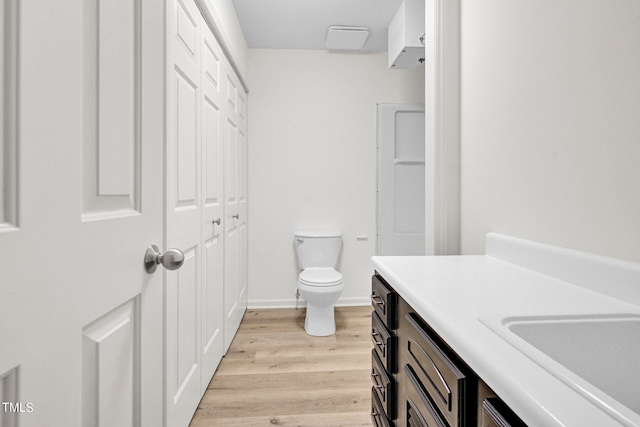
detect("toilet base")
[298,281,343,337]
[304,302,337,336]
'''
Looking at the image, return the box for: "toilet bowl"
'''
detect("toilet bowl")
[298,267,344,336]
[294,231,344,336]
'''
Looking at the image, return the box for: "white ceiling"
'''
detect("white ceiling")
[230,0,404,51]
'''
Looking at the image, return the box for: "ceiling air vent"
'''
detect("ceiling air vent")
[325,26,369,51]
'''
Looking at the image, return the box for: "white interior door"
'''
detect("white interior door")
[223,72,248,353]
[165,0,204,424]
[0,1,165,426]
[200,18,225,394]
[165,0,227,423]
[377,104,426,256]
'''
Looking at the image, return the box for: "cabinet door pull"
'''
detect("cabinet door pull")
[371,372,385,390]
[371,331,384,347]
[371,293,385,307]
[373,378,386,399]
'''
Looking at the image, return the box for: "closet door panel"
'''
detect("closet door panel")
[223,108,243,352]
[165,0,203,424]
[200,26,225,391]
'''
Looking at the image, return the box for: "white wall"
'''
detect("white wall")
[460,0,640,262]
[247,49,425,307]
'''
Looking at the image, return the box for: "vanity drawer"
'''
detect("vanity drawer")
[405,365,447,427]
[371,387,393,427]
[481,398,527,427]
[372,311,397,373]
[405,312,471,427]
[372,274,398,329]
[372,349,395,419]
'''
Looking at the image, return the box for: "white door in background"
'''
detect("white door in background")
[377,104,426,256]
[165,0,226,424]
[223,72,248,353]
[200,15,226,394]
[0,1,164,426]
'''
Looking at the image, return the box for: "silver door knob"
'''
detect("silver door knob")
[212,218,221,226]
[144,245,185,274]
[232,213,239,219]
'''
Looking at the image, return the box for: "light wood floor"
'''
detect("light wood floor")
[189,306,373,427]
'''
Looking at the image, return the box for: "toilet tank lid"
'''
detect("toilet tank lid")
[294,231,342,238]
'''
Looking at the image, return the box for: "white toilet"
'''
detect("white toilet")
[294,231,344,336]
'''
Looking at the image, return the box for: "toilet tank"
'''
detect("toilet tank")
[294,231,342,269]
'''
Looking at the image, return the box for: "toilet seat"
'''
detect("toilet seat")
[298,267,343,287]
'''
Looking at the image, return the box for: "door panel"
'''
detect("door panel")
[0,1,164,426]
[238,128,248,314]
[167,0,237,420]
[377,104,426,256]
[200,26,225,392]
[82,298,140,427]
[82,0,140,217]
[166,0,203,424]
[175,72,199,204]
[0,0,18,232]
[176,248,198,385]
[224,106,246,352]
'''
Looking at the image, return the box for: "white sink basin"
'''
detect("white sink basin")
[481,313,640,426]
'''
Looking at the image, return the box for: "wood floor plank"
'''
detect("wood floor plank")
[190,411,372,427]
[226,334,371,359]
[214,353,371,376]
[189,306,373,427]
[208,370,371,393]
[197,385,370,416]
[205,370,370,391]
[238,308,308,323]
[253,340,372,358]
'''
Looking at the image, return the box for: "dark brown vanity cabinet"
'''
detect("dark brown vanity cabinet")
[397,295,475,427]
[371,274,398,426]
[477,382,528,427]
[372,272,527,427]
[480,399,527,427]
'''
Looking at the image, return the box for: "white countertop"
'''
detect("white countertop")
[371,233,640,427]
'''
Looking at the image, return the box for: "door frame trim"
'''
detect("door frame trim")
[425,0,461,255]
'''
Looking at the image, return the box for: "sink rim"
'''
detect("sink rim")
[501,312,640,328]
[479,312,640,427]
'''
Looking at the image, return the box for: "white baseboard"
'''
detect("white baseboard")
[247,296,371,310]
[336,297,371,307]
[247,298,305,309]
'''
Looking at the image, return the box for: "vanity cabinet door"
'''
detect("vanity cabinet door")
[402,310,474,427]
[372,274,398,329]
[372,388,393,427]
[372,349,395,419]
[372,311,397,374]
[405,365,448,427]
